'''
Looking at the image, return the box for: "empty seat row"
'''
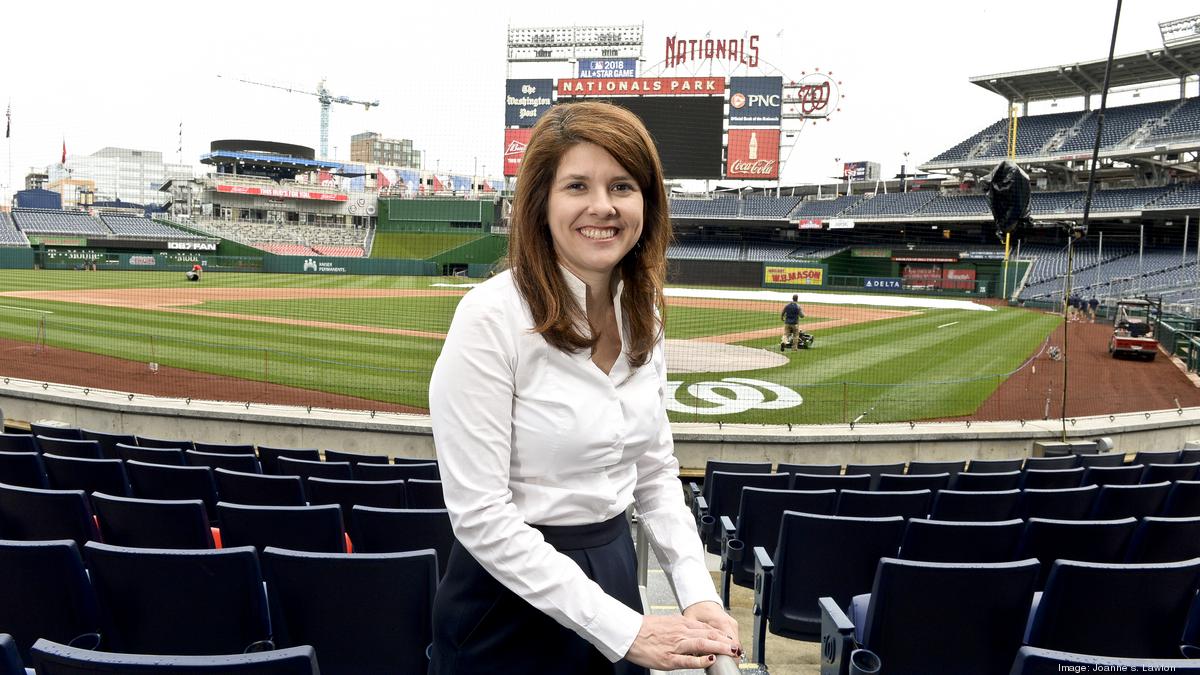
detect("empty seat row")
[0,538,435,674]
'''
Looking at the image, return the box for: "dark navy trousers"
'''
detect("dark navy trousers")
[428,514,649,675]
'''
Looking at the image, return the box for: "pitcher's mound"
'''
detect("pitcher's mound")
[665,339,790,374]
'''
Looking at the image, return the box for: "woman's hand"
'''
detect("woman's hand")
[683,600,741,657]
[624,613,740,670]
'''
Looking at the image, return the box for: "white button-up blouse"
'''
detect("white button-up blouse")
[428,268,719,662]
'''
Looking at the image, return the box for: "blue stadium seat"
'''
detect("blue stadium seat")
[835,489,932,519]
[213,468,306,507]
[1162,480,1200,517]
[276,457,352,481]
[1125,516,1200,563]
[819,557,1038,675]
[717,488,837,606]
[751,511,905,662]
[1077,453,1126,469]
[135,435,195,451]
[348,506,455,578]
[29,424,82,441]
[776,463,842,476]
[0,634,22,675]
[126,461,219,522]
[899,518,1023,563]
[82,542,272,655]
[930,489,1020,521]
[353,461,438,481]
[845,463,906,491]
[1015,517,1138,589]
[1026,558,1200,658]
[305,477,406,527]
[790,473,871,492]
[0,451,47,489]
[80,429,136,459]
[405,478,446,509]
[1083,464,1145,487]
[906,460,966,476]
[1133,450,1182,465]
[698,471,790,554]
[1021,467,1085,490]
[1023,456,1080,471]
[0,540,101,666]
[191,441,256,456]
[185,450,261,474]
[688,460,772,514]
[30,639,319,674]
[323,449,389,465]
[215,502,346,554]
[1142,462,1199,484]
[0,434,37,454]
[41,454,130,497]
[116,443,186,466]
[0,483,98,547]
[92,493,213,549]
[952,471,1022,491]
[967,458,1024,474]
[1018,485,1099,520]
[35,437,102,460]
[262,547,437,675]
[1009,645,1200,674]
[1090,482,1171,520]
[877,472,949,492]
[256,446,320,475]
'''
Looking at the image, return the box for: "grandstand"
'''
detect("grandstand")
[12,209,111,236]
[101,215,210,240]
[0,213,29,247]
[188,219,370,257]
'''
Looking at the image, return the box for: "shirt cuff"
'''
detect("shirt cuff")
[582,593,644,662]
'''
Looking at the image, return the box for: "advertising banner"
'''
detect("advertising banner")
[557,77,724,96]
[505,79,554,127]
[726,129,780,179]
[827,218,855,229]
[503,129,534,177]
[942,268,977,290]
[893,250,959,263]
[795,219,823,229]
[578,58,637,78]
[864,277,903,291]
[902,265,943,288]
[215,185,347,201]
[728,77,783,126]
[843,161,869,180]
[764,265,824,286]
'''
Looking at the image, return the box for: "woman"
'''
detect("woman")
[428,101,740,673]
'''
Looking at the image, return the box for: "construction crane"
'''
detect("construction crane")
[220,75,380,160]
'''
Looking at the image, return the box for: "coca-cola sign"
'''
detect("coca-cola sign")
[726,129,780,179]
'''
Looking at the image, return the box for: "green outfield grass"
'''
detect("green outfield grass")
[0,270,1058,422]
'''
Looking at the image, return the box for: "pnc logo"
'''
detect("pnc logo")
[730,92,746,109]
[748,94,781,107]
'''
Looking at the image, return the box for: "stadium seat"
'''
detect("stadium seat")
[1023,456,1080,471]
[1018,485,1099,520]
[29,424,82,441]
[261,547,437,675]
[0,540,101,666]
[930,489,1020,521]
[790,472,871,492]
[125,461,219,521]
[0,434,37,454]
[42,453,130,497]
[1009,645,1200,674]
[1077,453,1126,469]
[30,639,319,674]
[35,437,103,460]
[348,506,455,577]
[698,471,790,554]
[1142,461,1200,484]
[213,468,306,507]
[0,451,47,489]
[0,483,98,547]
[82,542,272,655]
[835,489,932,519]
[716,488,838,606]
[1089,482,1171,520]
[876,472,949,492]
[906,460,966,476]
[689,460,772,512]
[215,502,346,553]
[751,511,905,661]
[405,478,446,509]
[305,477,406,526]
[1180,449,1200,464]
[1162,480,1200,517]
[966,458,1024,473]
[80,429,136,459]
[1015,517,1138,589]
[1020,467,1085,490]
[1125,516,1200,563]
[185,450,261,474]
[898,518,1023,563]
[819,557,1039,675]
[256,446,321,475]
[952,471,1022,491]
[1026,558,1200,658]
[1083,464,1145,487]
[92,493,213,549]
[191,441,256,456]
[390,455,439,465]
[0,634,22,675]
[135,435,195,451]
[1132,450,1181,465]
[776,462,841,476]
[353,461,439,482]
[276,456,352,481]
[845,463,906,491]
[323,449,389,465]
[115,443,186,466]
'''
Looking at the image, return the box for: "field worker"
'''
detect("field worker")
[428,101,739,674]
[186,263,203,282]
[1088,297,1099,322]
[781,294,804,350]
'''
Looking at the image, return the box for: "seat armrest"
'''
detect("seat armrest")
[687,481,701,508]
[751,546,775,668]
[1023,590,1042,645]
[719,516,740,566]
[693,495,709,528]
[819,596,857,675]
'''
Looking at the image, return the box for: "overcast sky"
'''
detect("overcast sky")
[1,0,1197,202]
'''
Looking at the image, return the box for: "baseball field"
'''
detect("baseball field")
[0,269,1071,423]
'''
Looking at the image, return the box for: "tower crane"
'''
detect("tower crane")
[220,76,380,160]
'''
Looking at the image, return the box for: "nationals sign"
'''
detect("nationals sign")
[557,77,724,96]
[726,129,779,179]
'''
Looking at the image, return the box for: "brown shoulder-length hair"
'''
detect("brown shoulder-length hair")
[507,101,672,368]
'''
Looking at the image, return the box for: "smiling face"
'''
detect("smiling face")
[546,142,644,289]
